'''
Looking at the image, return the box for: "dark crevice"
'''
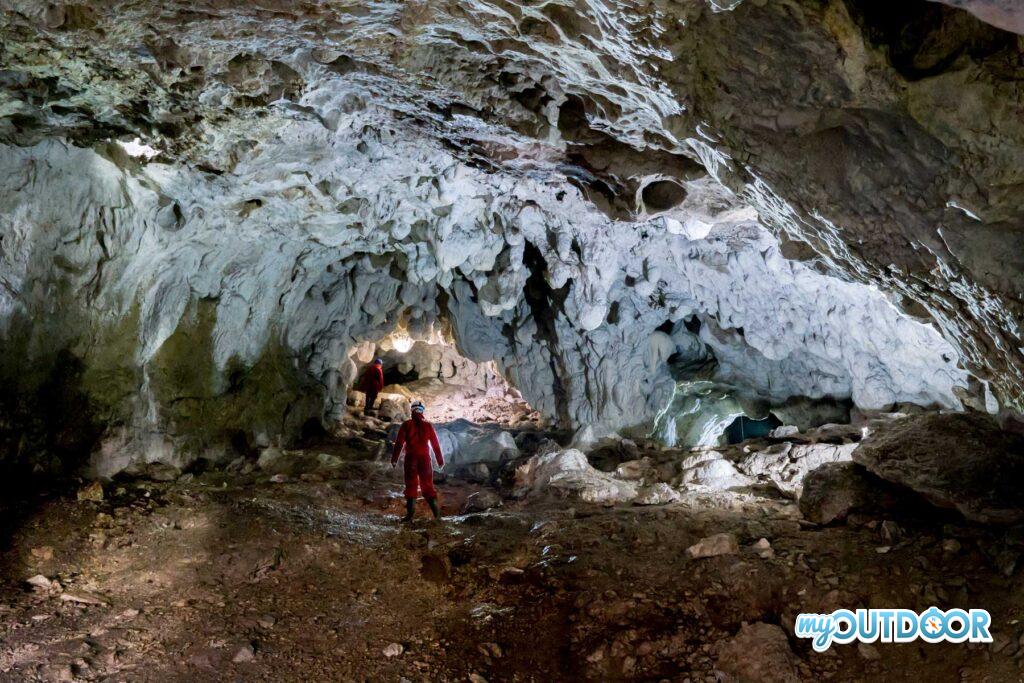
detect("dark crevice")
[843,0,1017,80]
[521,241,572,428]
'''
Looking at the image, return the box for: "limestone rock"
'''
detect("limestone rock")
[680,457,753,489]
[120,461,181,482]
[513,449,638,504]
[461,490,502,513]
[685,533,739,559]
[376,394,411,423]
[633,483,681,506]
[799,462,878,525]
[736,442,858,498]
[853,412,1024,524]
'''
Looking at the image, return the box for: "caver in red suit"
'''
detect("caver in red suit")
[391,402,444,521]
[359,359,384,416]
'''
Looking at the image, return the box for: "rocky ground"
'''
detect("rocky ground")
[2,415,1024,682]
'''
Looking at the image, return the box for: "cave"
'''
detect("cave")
[723,414,783,444]
[2,1,1024,680]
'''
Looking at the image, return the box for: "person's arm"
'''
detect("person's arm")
[391,423,407,466]
[375,366,385,390]
[427,424,444,468]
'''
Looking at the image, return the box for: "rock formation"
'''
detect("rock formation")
[0,0,1020,477]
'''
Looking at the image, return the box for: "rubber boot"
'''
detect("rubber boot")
[401,497,415,523]
[427,497,441,520]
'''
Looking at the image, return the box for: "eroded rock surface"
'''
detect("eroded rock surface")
[2,0,1010,478]
[853,412,1024,524]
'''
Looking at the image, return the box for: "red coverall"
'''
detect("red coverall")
[391,414,444,499]
[359,364,384,413]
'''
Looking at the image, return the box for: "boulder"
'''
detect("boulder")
[685,532,739,559]
[736,441,857,498]
[376,393,411,422]
[513,449,638,504]
[257,448,344,477]
[461,490,502,513]
[120,461,181,482]
[853,412,1024,524]
[799,462,877,524]
[715,622,800,683]
[420,419,518,467]
[388,419,515,466]
[769,425,800,438]
[459,462,491,484]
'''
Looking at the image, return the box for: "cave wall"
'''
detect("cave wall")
[0,0,1013,475]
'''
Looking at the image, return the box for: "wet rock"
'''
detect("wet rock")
[715,622,800,683]
[633,483,681,506]
[461,490,502,513]
[513,449,638,504]
[382,642,404,657]
[77,481,104,502]
[769,425,800,438]
[685,533,739,560]
[853,412,1024,524]
[798,462,877,524]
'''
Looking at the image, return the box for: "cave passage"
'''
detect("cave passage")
[3,0,1024,680]
[723,414,783,444]
[348,328,542,430]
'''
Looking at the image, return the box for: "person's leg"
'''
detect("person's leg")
[402,456,419,522]
[418,457,440,519]
[364,390,378,416]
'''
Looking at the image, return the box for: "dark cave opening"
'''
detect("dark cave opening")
[723,413,783,444]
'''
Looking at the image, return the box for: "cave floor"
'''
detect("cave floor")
[1,454,1022,682]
